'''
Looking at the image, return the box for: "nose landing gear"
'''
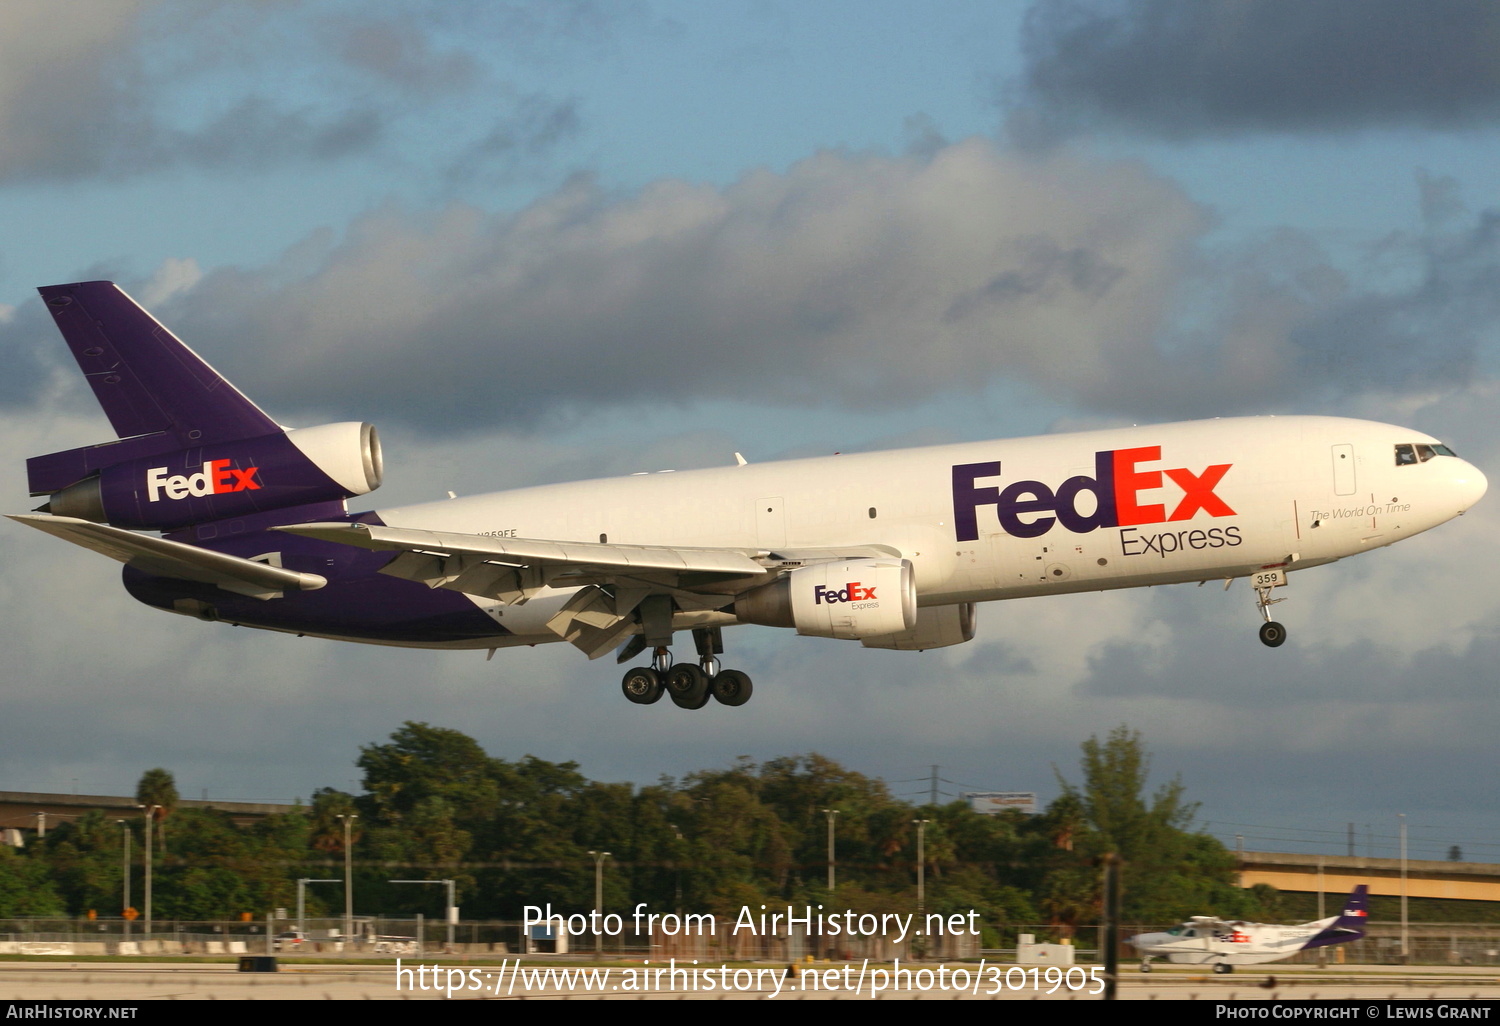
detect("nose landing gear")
[1252,568,1289,648]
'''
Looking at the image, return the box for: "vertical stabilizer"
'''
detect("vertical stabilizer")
[38,281,279,445]
[1305,885,1370,949]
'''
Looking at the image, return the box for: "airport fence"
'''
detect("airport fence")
[1030,923,1500,967]
[1,918,1496,964]
[0,917,524,956]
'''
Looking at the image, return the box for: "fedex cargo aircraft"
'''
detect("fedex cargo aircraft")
[11,282,1488,709]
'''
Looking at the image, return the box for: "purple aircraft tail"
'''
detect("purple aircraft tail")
[1305,885,1369,949]
[29,282,283,498]
[39,282,279,444]
[26,281,382,533]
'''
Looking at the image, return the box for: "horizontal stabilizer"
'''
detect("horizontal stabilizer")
[8,514,326,600]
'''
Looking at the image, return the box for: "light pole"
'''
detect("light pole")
[1399,813,1409,963]
[1316,857,1326,968]
[142,804,159,938]
[118,820,130,940]
[337,814,358,946]
[669,825,684,913]
[391,880,457,950]
[297,878,341,937]
[913,819,930,922]
[588,851,611,958]
[823,809,839,892]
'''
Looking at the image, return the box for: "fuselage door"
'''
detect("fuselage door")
[1332,444,1356,496]
[756,496,787,548]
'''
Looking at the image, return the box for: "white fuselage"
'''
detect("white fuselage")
[371,415,1486,647]
[1130,917,1340,967]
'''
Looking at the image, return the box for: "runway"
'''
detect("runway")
[1,960,1498,1001]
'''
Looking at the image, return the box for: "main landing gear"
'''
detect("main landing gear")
[619,627,755,709]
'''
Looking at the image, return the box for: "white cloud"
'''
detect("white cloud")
[138,257,203,308]
[159,139,1209,428]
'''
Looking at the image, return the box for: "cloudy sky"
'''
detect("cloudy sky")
[3,0,1499,867]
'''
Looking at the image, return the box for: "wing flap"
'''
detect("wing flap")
[277,522,770,576]
[9,514,326,600]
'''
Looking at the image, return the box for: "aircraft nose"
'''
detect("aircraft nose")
[1453,459,1488,512]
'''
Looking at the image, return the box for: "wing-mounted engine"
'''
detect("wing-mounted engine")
[860,602,976,650]
[734,558,917,639]
[32,422,382,531]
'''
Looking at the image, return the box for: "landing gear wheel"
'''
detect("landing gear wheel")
[1139,960,1151,974]
[621,667,663,705]
[1212,962,1233,975]
[711,669,754,707]
[665,663,711,709]
[1258,621,1286,648]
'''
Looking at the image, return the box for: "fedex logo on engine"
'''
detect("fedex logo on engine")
[814,582,877,604]
[145,459,261,502]
[952,446,1235,542]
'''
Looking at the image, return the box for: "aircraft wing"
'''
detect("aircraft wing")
[8,514,327,600]
[277,521,774,592]
[276,521,899,658]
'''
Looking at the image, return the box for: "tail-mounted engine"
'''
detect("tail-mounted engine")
[735,558,916,639]
[32,422,382,531]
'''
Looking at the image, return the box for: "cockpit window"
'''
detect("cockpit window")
[1396,442,1459,466]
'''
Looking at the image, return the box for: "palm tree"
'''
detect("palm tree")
[310,789,361,853]
[134,768,178,856]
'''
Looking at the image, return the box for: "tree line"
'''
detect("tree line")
[2,724,1265,936]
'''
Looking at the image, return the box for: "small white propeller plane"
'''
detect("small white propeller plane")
[1129,885,1370,973]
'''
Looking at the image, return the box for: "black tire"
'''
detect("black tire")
[1213,962,1233,975]
[621,667,663,705]
[711,669,754,707]
[1139,961,1151,973]
[666,663,710,709]
[1258,621,1287,648]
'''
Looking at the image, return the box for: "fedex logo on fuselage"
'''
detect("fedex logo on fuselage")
[814,582,877,604]
[146,459,261,502]
[952,446,1235,542]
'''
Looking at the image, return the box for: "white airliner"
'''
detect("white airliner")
[12,282,1488,708]
[1130,885,1370,973]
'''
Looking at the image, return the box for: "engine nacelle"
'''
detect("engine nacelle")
[42,422,382,531]
[736,558,916,640]
[860,603,977,650]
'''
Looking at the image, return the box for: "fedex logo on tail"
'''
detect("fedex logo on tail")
[146,459,261,502]
[952,446,1235,542]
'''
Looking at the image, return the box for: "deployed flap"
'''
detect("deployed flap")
[276,523,771,579]
[8,514,326,600]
